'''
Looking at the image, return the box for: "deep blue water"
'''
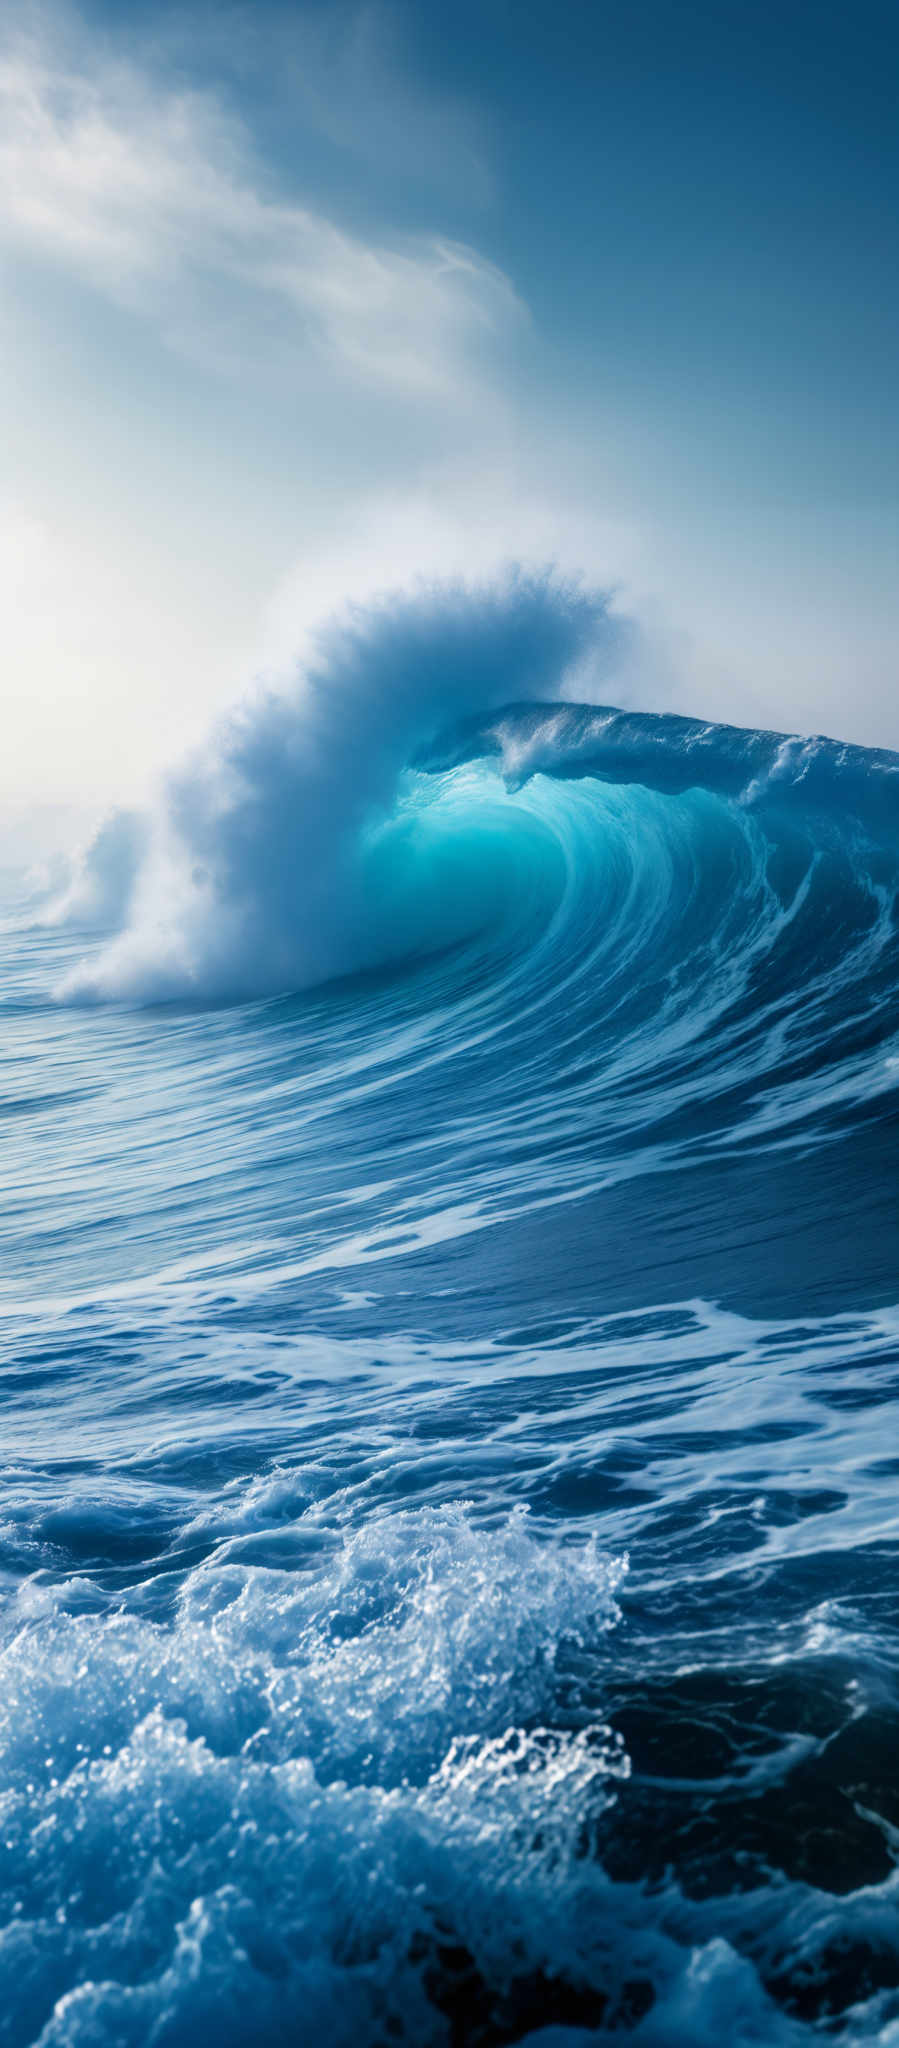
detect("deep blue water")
[3,659,899,2042]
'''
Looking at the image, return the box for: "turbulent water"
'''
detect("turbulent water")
[3,581,899,2046]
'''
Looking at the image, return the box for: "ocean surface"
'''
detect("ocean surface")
[3,584,899,2045]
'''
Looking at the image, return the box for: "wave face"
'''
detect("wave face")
[3,581,899,2046]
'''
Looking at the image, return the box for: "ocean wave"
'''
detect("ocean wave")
[11,577,894,1332]
[6,575,899,2043]
[46,582,897,1188]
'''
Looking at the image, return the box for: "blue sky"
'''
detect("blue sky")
[3,0,898,831]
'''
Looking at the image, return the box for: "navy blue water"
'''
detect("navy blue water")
[3,673,899,2042]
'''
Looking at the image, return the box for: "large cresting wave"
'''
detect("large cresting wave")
[57,575,621,1001]
[54,575,899,1040]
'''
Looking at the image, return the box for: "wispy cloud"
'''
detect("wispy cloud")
[0,6,521,396]
[162,1,495,208]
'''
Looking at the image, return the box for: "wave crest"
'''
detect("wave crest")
[57,574,620,1004]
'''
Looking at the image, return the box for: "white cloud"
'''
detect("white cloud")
[0,7,521,397]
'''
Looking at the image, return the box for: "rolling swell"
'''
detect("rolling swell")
[3,580,899,2044]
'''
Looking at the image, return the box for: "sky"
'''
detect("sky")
[2,0,898,844]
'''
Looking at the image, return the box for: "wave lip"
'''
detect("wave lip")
[424,698,899,825]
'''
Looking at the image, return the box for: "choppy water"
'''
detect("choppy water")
[3,585,899,2045]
